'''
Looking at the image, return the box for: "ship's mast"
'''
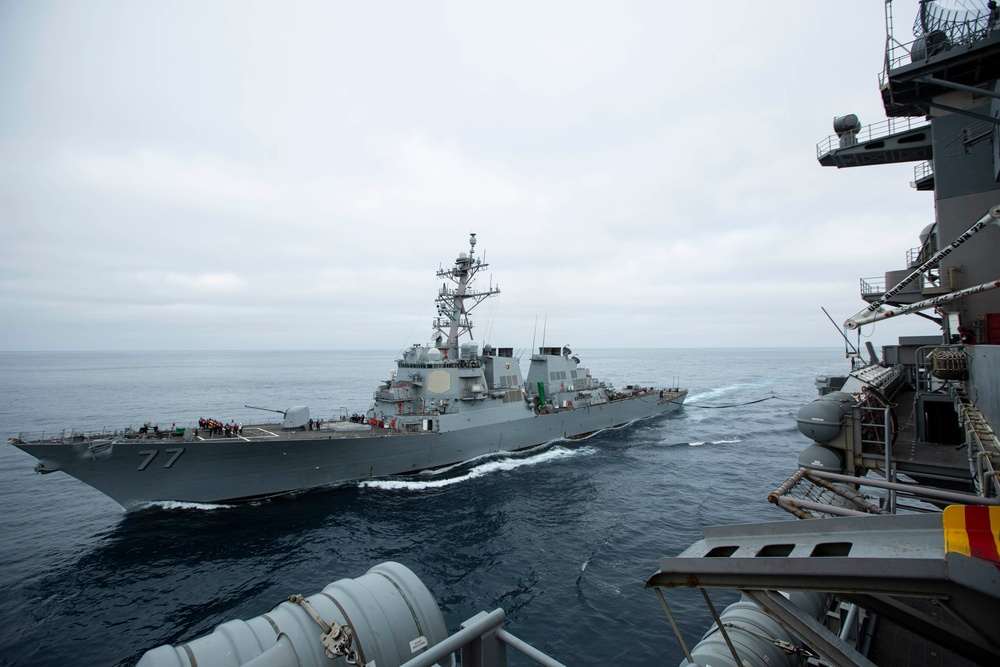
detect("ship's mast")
[433,233,500,349]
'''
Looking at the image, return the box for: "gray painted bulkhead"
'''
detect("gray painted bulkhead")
[926,101,1000,329]
[968,345,1000,430]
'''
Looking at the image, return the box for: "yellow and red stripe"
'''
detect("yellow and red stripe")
[943,505,1000,564]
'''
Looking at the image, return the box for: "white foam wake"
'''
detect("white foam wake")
[687,438,741,447]
[140,500,237,511]
[686,384,745,404]
[359,445,597,491]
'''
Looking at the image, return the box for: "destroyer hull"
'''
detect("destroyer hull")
[13,392,685,509]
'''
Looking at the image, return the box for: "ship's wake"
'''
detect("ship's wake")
[136,500,238,511]
[687,438,741,447]
[358,445,598,491]
[685,384,748,404]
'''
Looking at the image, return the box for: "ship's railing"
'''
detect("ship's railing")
[906,244,930,268]
[398,359,483,369]
[375,389,417,402]
[956,385,1000,498]
[881,3,996,82]
[398,608,566,667]
[816,116,930,158]
[459,387,489,400]
[861,402,897,511]
[10,413,378,443]
[858,402,892,452]
[433,316,473,331]
[911,160,933,188]
[10,426,192,444]
[860,276,885,296]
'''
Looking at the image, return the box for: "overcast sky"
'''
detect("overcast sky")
[1,0,944,352]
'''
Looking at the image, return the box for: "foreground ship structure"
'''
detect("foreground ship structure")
[650,2,1000,666]
[8,234,686,510]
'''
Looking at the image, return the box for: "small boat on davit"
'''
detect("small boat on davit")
[8,234,687,509]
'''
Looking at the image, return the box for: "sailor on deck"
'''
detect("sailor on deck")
[958,326,977,345]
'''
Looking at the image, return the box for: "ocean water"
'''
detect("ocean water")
[0,347,847,666]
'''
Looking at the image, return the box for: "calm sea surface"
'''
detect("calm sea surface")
[0,348,846,666]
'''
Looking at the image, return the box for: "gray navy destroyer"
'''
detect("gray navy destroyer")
[8,233,687,510]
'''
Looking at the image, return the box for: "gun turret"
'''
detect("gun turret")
[245,404,311,429]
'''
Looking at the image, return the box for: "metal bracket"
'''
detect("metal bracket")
[288,594,359,662]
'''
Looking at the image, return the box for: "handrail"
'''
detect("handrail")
[860,277,885,296]
[398,608,567,667]
[881,3,998,85]
[913,160,933,185]
[808,469,1000,506]
[816,116,930,158]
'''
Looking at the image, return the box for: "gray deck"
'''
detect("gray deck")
[647,513,1000,666]
[890,388,975,491]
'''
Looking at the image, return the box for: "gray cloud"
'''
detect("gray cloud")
[0,1,935,351]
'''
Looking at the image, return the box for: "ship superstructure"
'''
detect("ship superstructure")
[649,3,1000,665]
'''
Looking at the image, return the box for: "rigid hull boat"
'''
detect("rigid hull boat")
[9,234,686,510]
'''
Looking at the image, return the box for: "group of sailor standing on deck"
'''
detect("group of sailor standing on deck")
[199,418,242,437]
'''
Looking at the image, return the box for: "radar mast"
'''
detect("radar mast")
[433,233,500,350]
